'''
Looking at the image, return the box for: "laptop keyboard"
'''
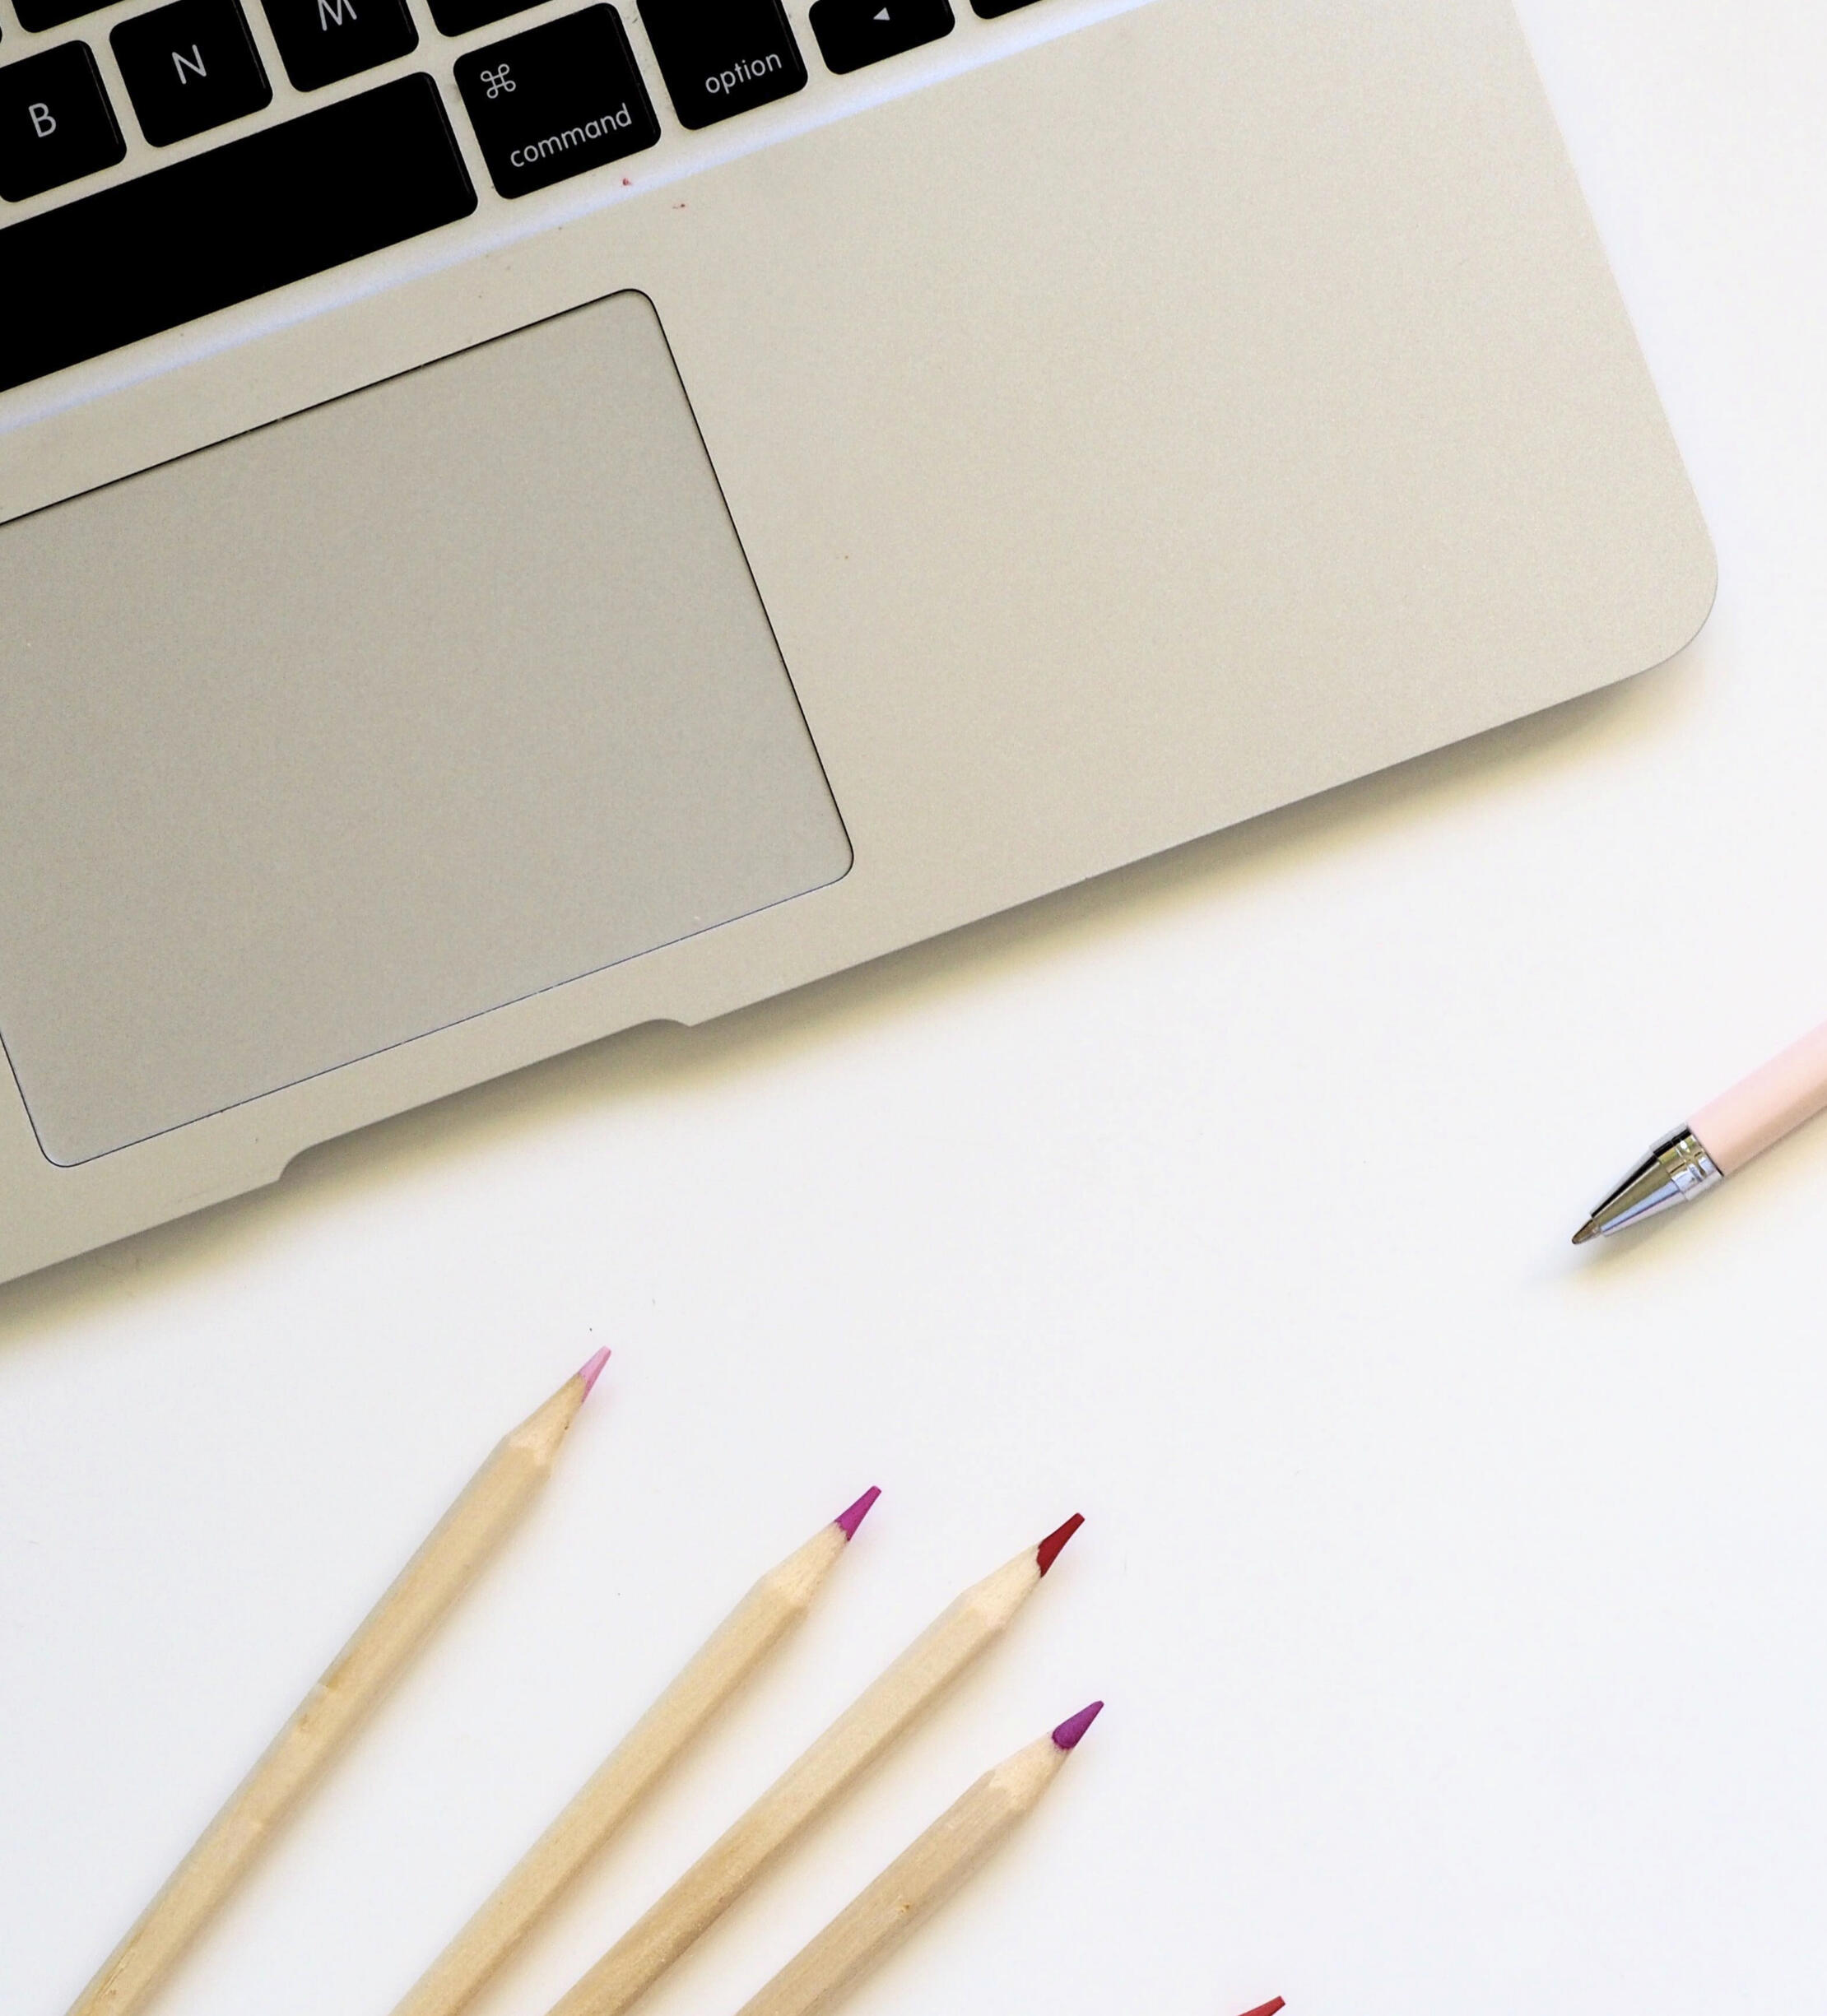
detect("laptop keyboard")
[0,0,1058,395]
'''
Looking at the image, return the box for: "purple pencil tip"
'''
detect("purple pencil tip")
[834,1487,881,1540]
[575,1348,611,1398]
[1050,1700,1104,1752]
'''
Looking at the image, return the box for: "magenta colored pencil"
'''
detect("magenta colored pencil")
[730,1705,1106,2016]
[390,1488,880,2016]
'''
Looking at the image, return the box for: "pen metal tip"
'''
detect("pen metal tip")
[1572,1130,1723,1247]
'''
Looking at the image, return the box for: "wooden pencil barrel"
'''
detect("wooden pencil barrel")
[392,1519,850,2016]
[66,1373,590,2016]
[732,1736,1063,2016]
[546,1548,1044,2016]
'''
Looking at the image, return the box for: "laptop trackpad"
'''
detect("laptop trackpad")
[0,293,851,1165]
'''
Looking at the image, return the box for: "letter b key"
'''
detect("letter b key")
[0,43,125,200]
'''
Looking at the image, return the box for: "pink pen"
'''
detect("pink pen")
[1575,1017,1827,1241]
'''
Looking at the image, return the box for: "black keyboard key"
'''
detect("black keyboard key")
[428,0,541,44]
[635,0,805,132]
[456,6,657,197]
[259,0,416,91]
[112,0,271,146]
[0,74,475,392]
[809,0,951,74]
[0,44,124,202]
[14,0,108,30]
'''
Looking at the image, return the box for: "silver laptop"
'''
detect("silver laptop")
[0,0,1713,1284]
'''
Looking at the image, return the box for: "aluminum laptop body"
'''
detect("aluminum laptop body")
[0,0,1713,1283]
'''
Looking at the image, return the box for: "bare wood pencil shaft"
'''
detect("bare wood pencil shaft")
[733,1735,1066,2016]
[546,1546,1046,2016]
[391,1519,853,2016]
[68,1368,597,2016]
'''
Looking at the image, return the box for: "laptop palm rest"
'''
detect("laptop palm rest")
[0,291,851,1166]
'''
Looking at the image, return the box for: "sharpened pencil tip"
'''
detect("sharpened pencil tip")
[575,1348,611,1397]
[834,1487,881,1540]
[1236,2000,1285,2016]
[1571,1217,1601,1246]
[1051,1700,1103,1751]
[1035,1512,1084,1577]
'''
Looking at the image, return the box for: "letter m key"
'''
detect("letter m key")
[317,0,358,26]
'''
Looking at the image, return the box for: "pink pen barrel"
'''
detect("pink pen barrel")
[1691,1017,1827,1172]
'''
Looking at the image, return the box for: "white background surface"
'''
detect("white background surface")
[6,3,1827,2011]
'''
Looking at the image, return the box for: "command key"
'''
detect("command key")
[456,5,659,199]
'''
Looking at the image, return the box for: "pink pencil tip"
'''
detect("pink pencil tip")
[1236,2000,1285,2016]
[1034,1512,1084,1578]
[834,1487,881,1540]
[575,1348,611,1398]
[1050,1700,1104,1751]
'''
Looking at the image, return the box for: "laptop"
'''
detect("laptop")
[0,0,1713,1284]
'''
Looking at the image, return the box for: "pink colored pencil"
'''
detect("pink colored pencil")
[1575,1015,1827,1240]
[728,1704,1104,2016]
[65,1354,611,2016]
[389,1490,881,2016]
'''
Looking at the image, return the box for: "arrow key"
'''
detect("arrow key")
[809,0,952,75]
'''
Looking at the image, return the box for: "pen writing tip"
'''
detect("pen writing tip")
[1571,1218,1601,1246]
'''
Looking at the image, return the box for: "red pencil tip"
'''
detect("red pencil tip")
[1050,1700,1104,1751]
[1034,1513,1084,1577]
[834,1487,881,1540]
[1237,2000,1285,2016]
[575,1348,611,1398]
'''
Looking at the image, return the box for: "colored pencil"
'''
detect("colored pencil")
[1236,2000,1286,2016]
[390,1489,881,2016]
[730,1702,1103,2016]
[544,1513,1085,2016]
[66,1352,611,2016]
